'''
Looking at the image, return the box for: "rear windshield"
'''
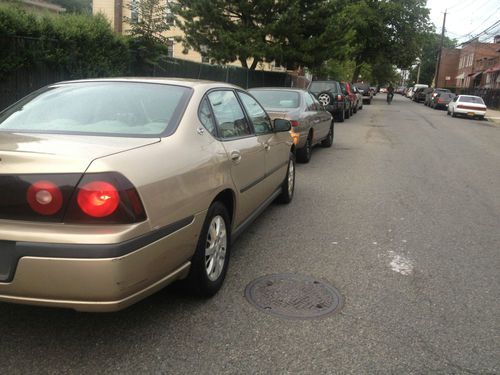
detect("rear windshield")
[353,83,369,91]
[459,96,484,104]
[440,93,455,99]
[249,90,300,109]
[0,82,192,137]
[309,81,339,94]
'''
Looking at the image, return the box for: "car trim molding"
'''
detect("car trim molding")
[240,160,288,193]
[0,215,194,283]
[232,187,282,242]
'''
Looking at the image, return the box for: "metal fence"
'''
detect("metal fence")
[1,35,293,111]
[135,55,292,89]
[456,88,500,109]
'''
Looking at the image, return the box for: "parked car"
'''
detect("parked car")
[340,82,357,116]
[406,87,415,98]
[249,88,333,163]
[447,95,487,120]
[413,87,427,102]
[353,82,373,104]
[0,78,295,311]
[430,92,455,109]
[424,88,451,106]
[352,86,364,112]
[308,80,350,122]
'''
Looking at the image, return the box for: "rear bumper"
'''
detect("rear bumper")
[0,214,205,312]
[455,108,486,116]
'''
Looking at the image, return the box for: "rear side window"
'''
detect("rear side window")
[207,90,252,139]
[199,98,217,136]
[0,82,191,137]
[304,93,317,111]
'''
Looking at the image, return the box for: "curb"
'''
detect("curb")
[485,117,500,126]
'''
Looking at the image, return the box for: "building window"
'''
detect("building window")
[130,0,138,23]
[165,1,175,25]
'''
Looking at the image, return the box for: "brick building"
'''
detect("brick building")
[435,47,460,88]
[454,38,499,88]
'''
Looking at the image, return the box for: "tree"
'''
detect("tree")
[124,0,171,45]
[173,0,299,69]
[339,0,431,82]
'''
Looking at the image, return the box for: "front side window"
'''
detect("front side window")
[207,91,252,139]
[238,92,273,135]
[0,82,191,137]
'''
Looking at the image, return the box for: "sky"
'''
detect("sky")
[426,0,500,44]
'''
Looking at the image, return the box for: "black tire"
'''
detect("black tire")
[477,115,485,121]
[337,108,345,122]
[353,105,358,114]
[321,122,334,148]
[296,134,312,163]
[447,109,450,115]
[359,104,363,110]
[277,153,295,204]
[451,109,457,118]
[186,201,231,297]
[345,108,350,119]
[367,99,372,105]
[317,91,334,107]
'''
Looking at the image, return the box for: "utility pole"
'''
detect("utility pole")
[434,10,447,87]
[416,59,421,84]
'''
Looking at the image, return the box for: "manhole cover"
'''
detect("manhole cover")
[244,274,343,319]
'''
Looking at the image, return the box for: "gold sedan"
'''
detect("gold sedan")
[249,88,333,163]
[0,78,295,312]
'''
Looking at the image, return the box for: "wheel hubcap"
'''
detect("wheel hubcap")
[205,215,227,281]
[288,160,294,197]
[318,94,330,106]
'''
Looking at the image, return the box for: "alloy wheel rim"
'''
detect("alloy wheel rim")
[205,215,227,281]
[288,160,294,197]
[318,94,330,106]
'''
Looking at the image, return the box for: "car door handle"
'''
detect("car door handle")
[230,150,241,163]
[313,119,320,124]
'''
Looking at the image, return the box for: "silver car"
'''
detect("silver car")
[249,88,333,163]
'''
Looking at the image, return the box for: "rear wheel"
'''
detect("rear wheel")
[186,202,231,297]
[337,108,345,122]
[277,153,295,204]
[321,123,334,148]
[296,135,312,163]
[451,108,457,118]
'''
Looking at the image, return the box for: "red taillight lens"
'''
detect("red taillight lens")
[337,95,343,101]
[26,180,63,216]
[290,120,299,127]
[77,181,120,218]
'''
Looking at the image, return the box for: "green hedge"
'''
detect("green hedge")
[0,5,129,79]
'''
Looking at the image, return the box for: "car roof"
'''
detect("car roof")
[52,77,241,90]
[248,87,307,93]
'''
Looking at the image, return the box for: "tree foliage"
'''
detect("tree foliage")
[0,5,129,78]
[124,0,171,45]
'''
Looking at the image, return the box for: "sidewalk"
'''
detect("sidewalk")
[486,107,500,125]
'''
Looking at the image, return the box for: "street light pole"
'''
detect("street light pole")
[416,58,421,84]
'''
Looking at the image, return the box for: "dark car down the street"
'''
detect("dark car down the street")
[308,80,350,122]
[430,92,456,109]
[352,82,373,104]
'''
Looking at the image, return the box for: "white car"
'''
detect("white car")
[447,95,487,120]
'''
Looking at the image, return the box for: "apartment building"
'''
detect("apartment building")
[455,38,499,88]
[92,0,284,71]
[435,47,460,88]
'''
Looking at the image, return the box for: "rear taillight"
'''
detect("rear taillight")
[65,172,146,224]
[290,120,299,127]
[337,95,343,101]
[77,181,120,218]
[26,180,63,216]
[0,172,146,223]
[438,99,444,103]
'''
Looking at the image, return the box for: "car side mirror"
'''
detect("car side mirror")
[274,119,291,132]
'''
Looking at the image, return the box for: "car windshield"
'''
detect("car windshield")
[0,82,192,137]
[250,90,300,109]
[309,82,337,93]
[459,96,484,104]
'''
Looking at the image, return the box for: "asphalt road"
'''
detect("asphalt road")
[1,94,499,374]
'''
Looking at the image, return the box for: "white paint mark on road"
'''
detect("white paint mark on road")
[373,242,378,245]
[390,255,413,276]
[402,239,407,243]
[331,242,338,245]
